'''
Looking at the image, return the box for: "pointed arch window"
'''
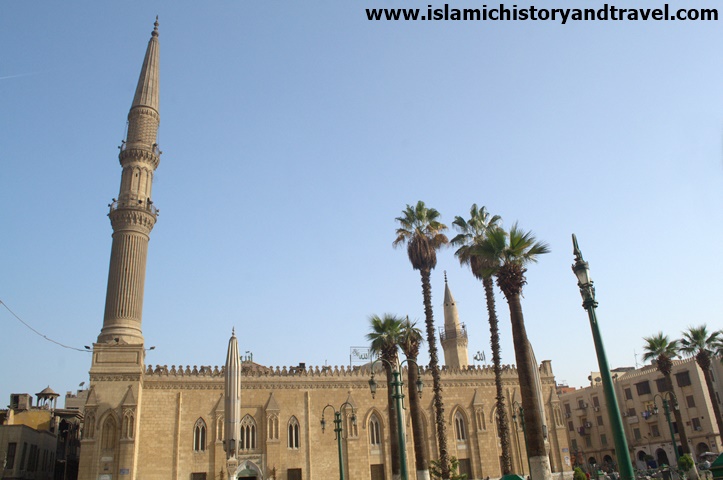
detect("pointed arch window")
[84,410,96,439]
[288,416,300,449]
[454,411,467,441]
[216,415,224,441]
[240,415,257,451]
[101,416,117,451]
[268,414,279,441]
[194,418,207,452]
[122,411,135,439]
[369,414,382,446]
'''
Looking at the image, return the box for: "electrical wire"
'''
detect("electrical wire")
[0,299,90,352]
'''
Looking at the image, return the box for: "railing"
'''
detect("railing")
[439,324,467,342]
[109,198,159,216]
[118,141,162,156]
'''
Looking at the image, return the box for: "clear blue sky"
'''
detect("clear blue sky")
[1,1,722,405]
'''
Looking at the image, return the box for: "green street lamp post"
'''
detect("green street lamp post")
[368,358,424,480]
[572,234,635,480]
[512,400,531,475]
[321,401,357,480]
[652,392,680,463]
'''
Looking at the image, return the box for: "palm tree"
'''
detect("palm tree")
[399,318,429,480]
[368,314,404,480]
[476,223,551,480]
[641,333,693,458]
[451,204,512,475]
[394,201,451,479]
[679,326,723,439]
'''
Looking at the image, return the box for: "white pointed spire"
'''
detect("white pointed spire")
[224,329,241,461]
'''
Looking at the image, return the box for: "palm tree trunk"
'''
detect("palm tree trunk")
[385,360,401,479]
[484,276,512,475]
[697,354,723,442]
[505,292,551,480]
[407,360,430,480]
[664,373,692,456]
[420,268,450,479]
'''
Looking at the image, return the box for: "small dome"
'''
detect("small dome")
[36,386,59,398]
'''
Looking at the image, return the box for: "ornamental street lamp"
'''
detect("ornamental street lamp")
[652,392,680,463]
[321,401,357,480]
[572,234,635,480]
[368,357,423,480]
[512,400,531,475]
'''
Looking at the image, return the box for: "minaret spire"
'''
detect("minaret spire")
[97,19,161,344]
[440,274,469,369]
[224,330,241,478]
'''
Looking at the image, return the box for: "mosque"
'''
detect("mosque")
[77,20,571,480]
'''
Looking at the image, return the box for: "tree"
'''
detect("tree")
[679,325,723,439]
[399,318,430,480]
[475,223,551,480]
[642,333,693,458]
[450,204,512,474]
[368,314,404,480]
[394,201,451,479]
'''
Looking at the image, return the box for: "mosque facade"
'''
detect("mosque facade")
[77,21,571,480]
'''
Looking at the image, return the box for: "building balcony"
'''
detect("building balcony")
[439,324,467,342]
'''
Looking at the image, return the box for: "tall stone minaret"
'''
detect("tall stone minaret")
[224,329,241,479]
[440,272,469,369]
[98,17,161,345]
[80,21,160,480]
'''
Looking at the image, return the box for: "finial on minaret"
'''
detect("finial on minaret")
[232,327,235,336]
[152,16,159,37]
[444,270,448,284]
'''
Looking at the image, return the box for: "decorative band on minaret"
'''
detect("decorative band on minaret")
[98,19,161,344]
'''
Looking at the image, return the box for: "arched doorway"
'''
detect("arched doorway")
[697,443,710,456]
[656,448,670,467]
[235,460,262,479]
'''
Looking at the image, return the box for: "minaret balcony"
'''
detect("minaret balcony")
[109,198,159,216]
[439,323,467,342]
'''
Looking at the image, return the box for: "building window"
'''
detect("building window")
[633,428,641,441]
[371,464,385,480]
[585,436,592,448]
[369,414,382,446]
[625,388,633,400]
[288,469,302,480]
[571,439,578,451]
[656,378,668,392]
[692,418,702,431]
[191,473,207,480]
[636,381,652,396]
[676,371,692,387]
[627,407,636,417]
[686,395,696,408]
[122,412,135,439]
[651,424,660,437]
[568,421,574,432]
[564,403,571,414]
[101,416,117,450]
[600,434,608,446]
[240,415,257,450]
[592,397,600,407]
[216,415,224,441]
[288,416,300,449]
[6,443,16,469]
[597,415,604,426]
[194,418,207,452]
[268,414,279,440]
[454,411,467,441]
